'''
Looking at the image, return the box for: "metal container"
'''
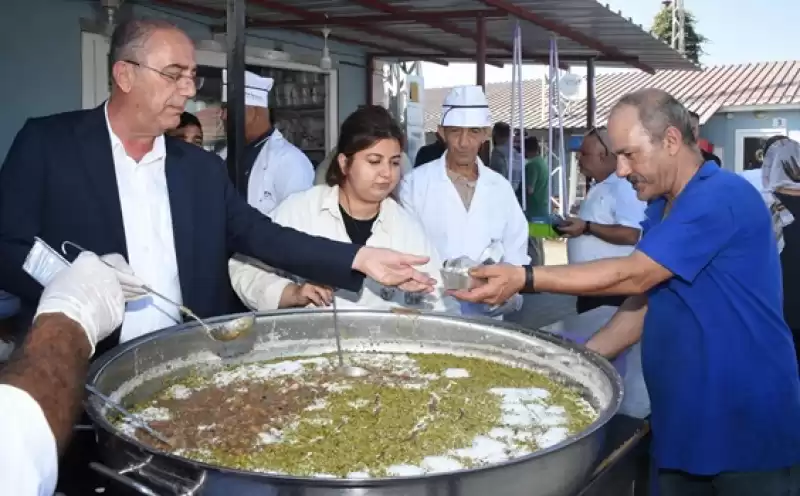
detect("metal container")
[86,310,623,496]
[440,256,482,291]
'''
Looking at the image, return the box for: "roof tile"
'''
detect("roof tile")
[423,60,800,132]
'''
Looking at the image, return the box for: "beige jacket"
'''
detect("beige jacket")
[228,185,459,313]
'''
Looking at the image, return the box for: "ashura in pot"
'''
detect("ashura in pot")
[86,310,622,496]
[118,351,598,479]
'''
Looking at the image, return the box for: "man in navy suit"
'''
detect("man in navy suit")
[0,18,433,355]
[0,18,435,495]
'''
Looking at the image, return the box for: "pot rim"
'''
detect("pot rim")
[86,309,623,486]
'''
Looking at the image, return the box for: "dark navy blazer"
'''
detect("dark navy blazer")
[0,105,363,355]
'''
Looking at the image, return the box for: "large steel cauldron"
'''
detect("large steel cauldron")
[85,309,623,496]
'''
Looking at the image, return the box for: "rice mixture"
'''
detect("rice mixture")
[119,353,598,478]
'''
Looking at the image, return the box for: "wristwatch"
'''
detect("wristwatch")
[583,221,592,235]
[523,265,535,293]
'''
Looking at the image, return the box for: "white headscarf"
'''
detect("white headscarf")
[761,137,800,252]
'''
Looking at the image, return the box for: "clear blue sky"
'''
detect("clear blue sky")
[421,0,800,88]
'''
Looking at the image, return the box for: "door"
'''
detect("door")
[81,32,110,109]
[734,128,787,173]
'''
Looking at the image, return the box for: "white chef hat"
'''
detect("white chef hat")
[440,85,492,128]
[221,70,274,108]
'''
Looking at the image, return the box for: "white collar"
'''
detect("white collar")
[594,172,622,186]
[103,102,166,162]
[435,151,496,184]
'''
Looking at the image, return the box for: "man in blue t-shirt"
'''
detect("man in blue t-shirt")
[451,88,800,495]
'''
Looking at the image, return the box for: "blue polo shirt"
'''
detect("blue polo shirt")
[637,162,800,475]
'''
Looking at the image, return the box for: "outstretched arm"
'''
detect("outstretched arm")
[585,295,647,358]
[0,252,126,496]
[1,314,91,455]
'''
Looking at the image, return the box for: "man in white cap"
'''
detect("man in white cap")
[399,85,530,319]
[220,70,314,214]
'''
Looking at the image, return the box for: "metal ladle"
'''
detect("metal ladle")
[331,296,368,378]
[85,384,172,446]
[60,241,254,342]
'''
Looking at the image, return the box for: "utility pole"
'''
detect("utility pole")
[663,0,686,55]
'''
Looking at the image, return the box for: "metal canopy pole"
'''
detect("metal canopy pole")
[586,58,596,129]
[476,14,487,89]
[585,58,596,195]
[547,36,567,218]
[225,0,247,194]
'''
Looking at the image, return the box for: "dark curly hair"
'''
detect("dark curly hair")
[176,111,201,130]
[325,106,406,187]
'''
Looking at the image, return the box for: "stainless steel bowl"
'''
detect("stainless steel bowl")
[85,310,623,496]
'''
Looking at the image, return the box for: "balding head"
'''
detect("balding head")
[579,127,616,181]
[607,88,702,201]
[109,18,182,67]
[613,88,696,147]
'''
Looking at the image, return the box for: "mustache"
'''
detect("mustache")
[627,174,646,187]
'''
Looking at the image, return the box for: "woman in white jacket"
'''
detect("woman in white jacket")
[229,106,458,313]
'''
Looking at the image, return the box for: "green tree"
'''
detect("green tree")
[651,5,708,64]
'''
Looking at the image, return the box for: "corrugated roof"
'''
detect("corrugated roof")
[423,60,800,132]
[149,0,695,72]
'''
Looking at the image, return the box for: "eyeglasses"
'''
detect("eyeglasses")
[583,126,616,156]
[125,60,204,90]
[585,126,612,155]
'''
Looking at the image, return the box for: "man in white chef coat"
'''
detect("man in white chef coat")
[399,85,530,318]
[219,70,314,215]
[0,252,125,496]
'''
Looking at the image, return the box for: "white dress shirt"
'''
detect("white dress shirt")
[229,185,459,313]
[567,173,646,264]
[0,385,58,496]
[105,106,182,342]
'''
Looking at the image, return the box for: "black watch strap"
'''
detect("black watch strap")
[583,220,592,235]
[523,265,535,293]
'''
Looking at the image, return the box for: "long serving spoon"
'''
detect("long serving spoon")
[331,295,368,378]
[60,241,254,342]
[85,384,173,446]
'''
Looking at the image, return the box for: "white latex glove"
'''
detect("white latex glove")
[100,253,148,301]
[34,252,125,356]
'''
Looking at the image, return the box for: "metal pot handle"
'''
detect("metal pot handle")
[89,462,159,496]
[89,457,206,495]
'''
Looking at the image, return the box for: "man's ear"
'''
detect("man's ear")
[111,61,133,94]
[663,126,684,157]
[437,126,446,143]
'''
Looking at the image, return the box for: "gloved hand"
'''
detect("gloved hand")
[34,252,125,356]
[100,253,148,301]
